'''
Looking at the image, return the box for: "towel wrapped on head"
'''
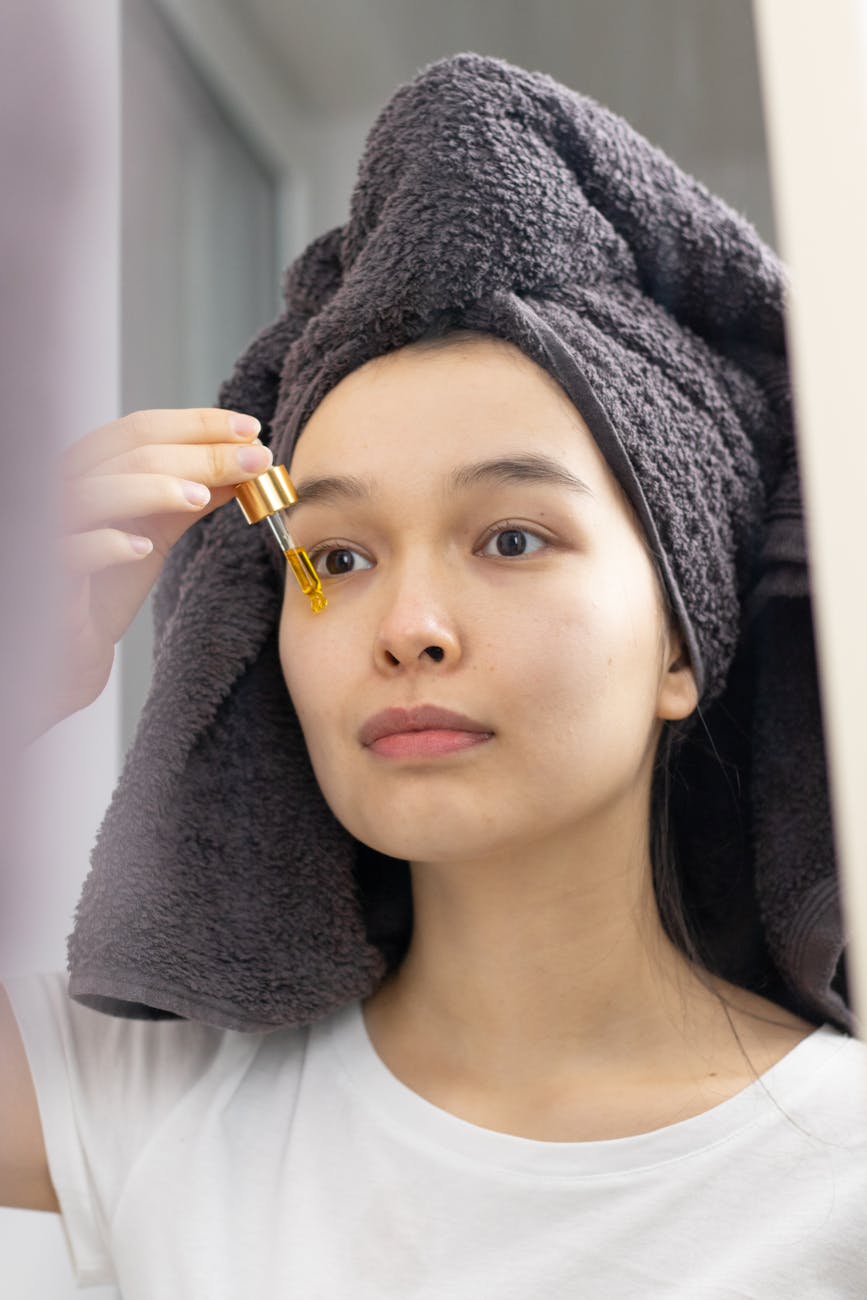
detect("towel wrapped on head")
[66,52,850,1033]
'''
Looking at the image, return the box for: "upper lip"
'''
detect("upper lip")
[359,705,492,746]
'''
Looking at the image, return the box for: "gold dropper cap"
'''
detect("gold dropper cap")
[234,464,298,524]
[233,464,327,613]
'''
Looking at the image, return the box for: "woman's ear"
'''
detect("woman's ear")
[657,625,698,722]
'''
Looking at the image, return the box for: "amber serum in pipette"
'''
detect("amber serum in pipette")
[233,463,327,613]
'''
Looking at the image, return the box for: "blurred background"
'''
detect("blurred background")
[0,0,836,1294]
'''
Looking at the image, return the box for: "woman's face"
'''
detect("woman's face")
[279,333,695,865]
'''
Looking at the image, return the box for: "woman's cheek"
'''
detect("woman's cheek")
[278,609,331,733]
[286,624,353,758]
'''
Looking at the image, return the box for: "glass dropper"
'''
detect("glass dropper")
[233,464,327,613]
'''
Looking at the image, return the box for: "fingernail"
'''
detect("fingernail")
[229,413,261,437]
[182,480,211,506]
[236,444,273,472]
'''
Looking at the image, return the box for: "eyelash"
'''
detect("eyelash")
[305,521,551,578]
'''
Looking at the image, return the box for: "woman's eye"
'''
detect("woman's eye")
[307,545,374,577]
[478,526,548,558]
[306,526,548,575]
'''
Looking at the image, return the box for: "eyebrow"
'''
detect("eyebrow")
[291,453,596,508]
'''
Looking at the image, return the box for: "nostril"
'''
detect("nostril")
[424,646,445,662]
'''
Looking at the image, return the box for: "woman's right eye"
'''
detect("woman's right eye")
[307,545,374,577]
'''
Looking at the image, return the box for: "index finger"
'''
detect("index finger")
[58,407,262,480]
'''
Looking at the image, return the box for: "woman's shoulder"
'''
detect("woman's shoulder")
[3,969,314,1120]
[710,979,848,1072]
[719,984,867,1135]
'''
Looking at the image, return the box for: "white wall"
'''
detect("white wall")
[0,4,122,978]
[0,5,123,1297]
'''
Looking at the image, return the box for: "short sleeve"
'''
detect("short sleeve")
[3,971,228,1287]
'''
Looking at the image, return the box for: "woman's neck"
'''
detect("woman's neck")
[361,828,815,1136]
[368,850,701,1082]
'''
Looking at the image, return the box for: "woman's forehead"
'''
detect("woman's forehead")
[288,334,616,498]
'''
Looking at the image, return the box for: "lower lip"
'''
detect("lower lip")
[367,729,493,758]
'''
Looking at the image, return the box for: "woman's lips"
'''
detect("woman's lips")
[368,729,493,759]
[360,704,494,759]
[359,704,492,746]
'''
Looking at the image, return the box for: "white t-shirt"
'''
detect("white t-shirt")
[5,970,867,1298]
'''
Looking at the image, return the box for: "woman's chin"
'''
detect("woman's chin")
[316,771,532,863]
[344,814,514,866]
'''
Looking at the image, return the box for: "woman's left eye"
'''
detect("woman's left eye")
[477,525,548,558]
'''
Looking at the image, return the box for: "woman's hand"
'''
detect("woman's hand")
[40,407,274,738]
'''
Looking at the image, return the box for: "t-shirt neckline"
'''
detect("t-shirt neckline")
[318,999,846,1177]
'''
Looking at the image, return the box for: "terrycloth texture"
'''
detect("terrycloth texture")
[67,52,850,1032]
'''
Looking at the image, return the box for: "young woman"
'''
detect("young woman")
[2,51,866,1297]
[279,329,819,1122]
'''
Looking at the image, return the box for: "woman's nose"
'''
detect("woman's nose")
[372,568,461,672]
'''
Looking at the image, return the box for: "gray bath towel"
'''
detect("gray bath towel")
[67,52,850,1032]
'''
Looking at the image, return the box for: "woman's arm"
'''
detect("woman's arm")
[0,407,270,1202]
[0,983,59,1212]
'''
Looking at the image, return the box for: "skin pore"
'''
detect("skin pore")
[278,332,813,1141]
